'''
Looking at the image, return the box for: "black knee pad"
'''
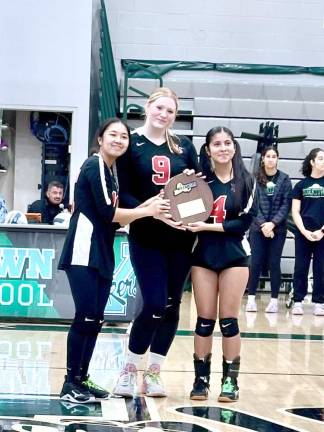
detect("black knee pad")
[137,305,165,324]
[195,316,216,337]
[164,298,181,322]
[219,317,239,338]
[72,315,103,335]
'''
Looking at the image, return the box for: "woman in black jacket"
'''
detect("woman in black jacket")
[246,146,292,313]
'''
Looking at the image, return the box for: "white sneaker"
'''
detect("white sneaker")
[265,299,278,313]
[292,302,304,315]
[114,363,138,397]
[142,364,167,397]
[245,299,257,312]
[313,303,324,316]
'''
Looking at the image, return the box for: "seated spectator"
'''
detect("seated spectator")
[0,194,8,223]
[28,181,64,224]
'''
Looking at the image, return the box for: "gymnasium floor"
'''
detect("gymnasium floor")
[0,292,323,432]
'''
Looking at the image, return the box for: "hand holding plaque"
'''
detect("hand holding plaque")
[163,173,213,224]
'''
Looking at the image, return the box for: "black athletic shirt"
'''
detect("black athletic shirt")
[116,131,199,250]
[192,177,257,270]
[59,154,119,280]
[292,175,324,231]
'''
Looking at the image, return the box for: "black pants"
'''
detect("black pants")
[247,229,287,298]
[293,233,324,303]
[128,239,191,356]
[65,266,112,380]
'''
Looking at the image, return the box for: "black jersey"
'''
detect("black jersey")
[192,177,257,270]
[116,131,199,249]
[292,175,324,231]
[59,154,119,280]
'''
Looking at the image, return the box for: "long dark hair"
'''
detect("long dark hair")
[200,126,254,212]
[256,146,279,186]
[90,117,131,155]
[302,148,323,177]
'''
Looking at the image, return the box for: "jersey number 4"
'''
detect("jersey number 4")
[210,195,227,223]
[152,155,171,185]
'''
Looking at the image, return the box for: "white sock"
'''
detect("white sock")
[147,352,166,369]
[248,295,256,302]
[126,351,142,369]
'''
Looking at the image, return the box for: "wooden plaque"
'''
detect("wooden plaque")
[164,173,214,224]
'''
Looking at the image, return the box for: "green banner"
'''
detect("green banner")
[0,227,136,321]
[121,59,324,78]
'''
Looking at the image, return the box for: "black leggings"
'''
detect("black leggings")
[128,239,191,356]
[293,233,324,303]
[65,265,112,380]
[247,229,286,298]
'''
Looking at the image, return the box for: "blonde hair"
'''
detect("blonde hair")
[146,87,182,154]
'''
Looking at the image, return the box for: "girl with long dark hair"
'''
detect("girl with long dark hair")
[58,118,169,403]
[187,126,256,402]
[246,146,292,313]
[291,148,324,316]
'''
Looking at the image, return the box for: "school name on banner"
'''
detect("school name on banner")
[0,228,137,320]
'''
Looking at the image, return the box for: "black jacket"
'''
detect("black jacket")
[250,170,292,233]
[28,198,62,224]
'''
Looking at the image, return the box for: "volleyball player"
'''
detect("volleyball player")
[246,146,292,313]
[114,87,199,397]
[58,118,169,403]
[291,148,324,316]
[186,126,256,402]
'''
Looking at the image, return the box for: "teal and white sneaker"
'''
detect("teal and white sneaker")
[142,364,166,397]
[218,376,239,402]
[82,375,110,399]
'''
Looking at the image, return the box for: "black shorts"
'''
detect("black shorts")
[192,256,250,274]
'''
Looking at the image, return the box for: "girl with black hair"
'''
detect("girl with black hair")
[186,126,256,402]
[291,148,324,316]
[58,118,169,404]
[246,146,292,313]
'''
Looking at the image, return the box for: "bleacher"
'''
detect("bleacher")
[120,71,324,292]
